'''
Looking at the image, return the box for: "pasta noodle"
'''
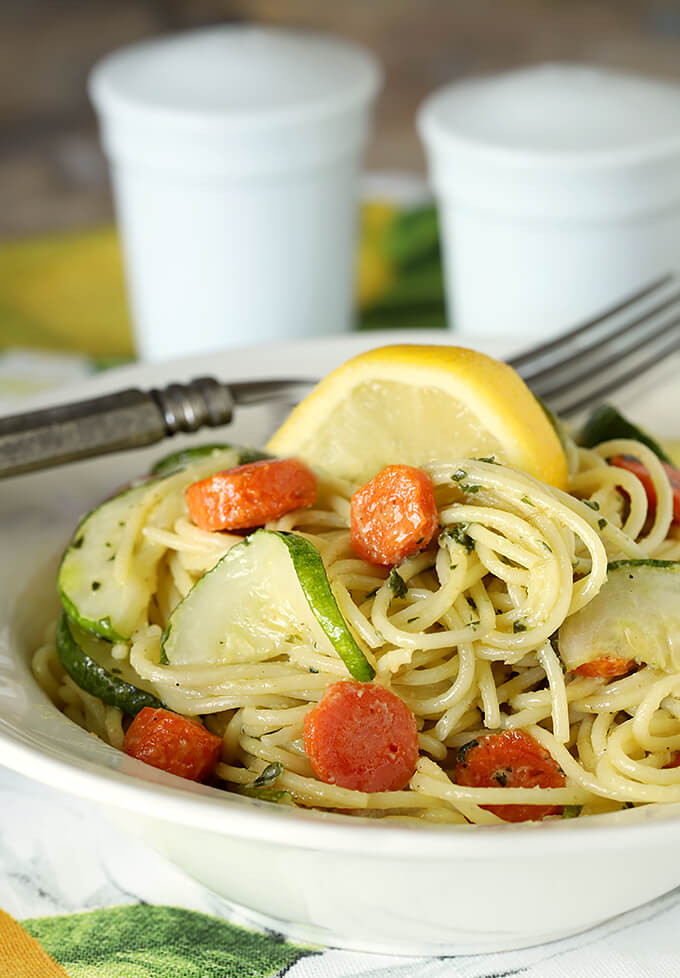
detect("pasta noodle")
[32,425,680,824]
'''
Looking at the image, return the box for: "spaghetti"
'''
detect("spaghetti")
[33,430,680,824]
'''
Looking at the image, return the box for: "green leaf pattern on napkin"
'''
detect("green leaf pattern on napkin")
[23,905,316,978]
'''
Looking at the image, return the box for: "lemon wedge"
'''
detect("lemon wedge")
[267,344,568,489]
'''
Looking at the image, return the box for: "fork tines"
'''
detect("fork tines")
[507,274,680,418]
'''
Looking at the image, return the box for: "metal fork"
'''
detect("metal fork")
[0,275,679,478]
[509,273,680,417]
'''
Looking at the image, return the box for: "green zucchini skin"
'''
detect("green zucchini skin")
[558,559,680,674]
[161,529,375,682]
[58,445,249,641]
[57,480,154,642]
[275,531,375,682]
[578,404,672,464]
[151,443,271,477]
[56,612,163,716]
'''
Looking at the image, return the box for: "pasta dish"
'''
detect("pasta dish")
[32,346,680,826]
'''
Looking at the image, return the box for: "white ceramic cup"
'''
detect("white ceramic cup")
[90,27,382,360]
[418,64,680,342]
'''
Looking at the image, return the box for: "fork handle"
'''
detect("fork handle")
[0,377,234,479]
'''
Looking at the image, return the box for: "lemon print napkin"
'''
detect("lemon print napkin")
[1,905,314,978]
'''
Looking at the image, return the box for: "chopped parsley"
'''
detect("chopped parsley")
[456,739,479,764]
[443,523,475,554]
[451,468,467,482]
[520,494,535,507]
[583,499,601,511]
[253,762,283,788]
[239,786,295,805]
[388,568,408,599]
[562,805,582,819]
[598,518,607,530]
[91,580,101,591]
[513,620,527,633]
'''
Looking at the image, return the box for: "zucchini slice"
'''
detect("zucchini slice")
[56,612,162,716]
[151,443,270,477]
[577,404,672,464]
[58,446,246,640]
[161,529,375,681]
[559,559,680,673]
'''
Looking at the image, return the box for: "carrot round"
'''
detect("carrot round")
[303,680,419,793]
[455,729,565,822]
[185,458,317,532]
[123,706,222,782]
[350,464,438,566]
[574,656,635,678]
[610,454,680,523]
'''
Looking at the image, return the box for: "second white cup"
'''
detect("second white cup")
[90,26,382,360]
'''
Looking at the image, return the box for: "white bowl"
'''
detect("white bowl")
[2,331,680,956]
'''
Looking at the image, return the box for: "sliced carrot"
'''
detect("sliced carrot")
[573,656,635,678]
[454,729,565,822]
[350,464,438,567]
[303,680,419,793]
[123,707,222,782]
[185,458,317,531]
[609,454,680,523]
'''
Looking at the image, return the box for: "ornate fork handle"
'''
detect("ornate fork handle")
[0,377,313,479]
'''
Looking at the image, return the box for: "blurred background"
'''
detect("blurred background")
[3,0,680,363]
[4,0,680,238]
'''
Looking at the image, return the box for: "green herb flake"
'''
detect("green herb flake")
[542,542,553,554]
[444,523,475,554]
[598,518,607,530]
[493,770,508,787]
[456,739,479,765]
[253,762,283,788]
[309,666,319,674]
[460,484,482,494]
[388,568,408,599]
[513,620,528,633]
[520,495,535,506]
[407,617,418,624]
[562,805,582,819]
[584,499,601,511]
[240,786,295,805]
[476,456,497,464]
[91,581,101,592]
[365,587,379,599]
[451,468,467,483]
